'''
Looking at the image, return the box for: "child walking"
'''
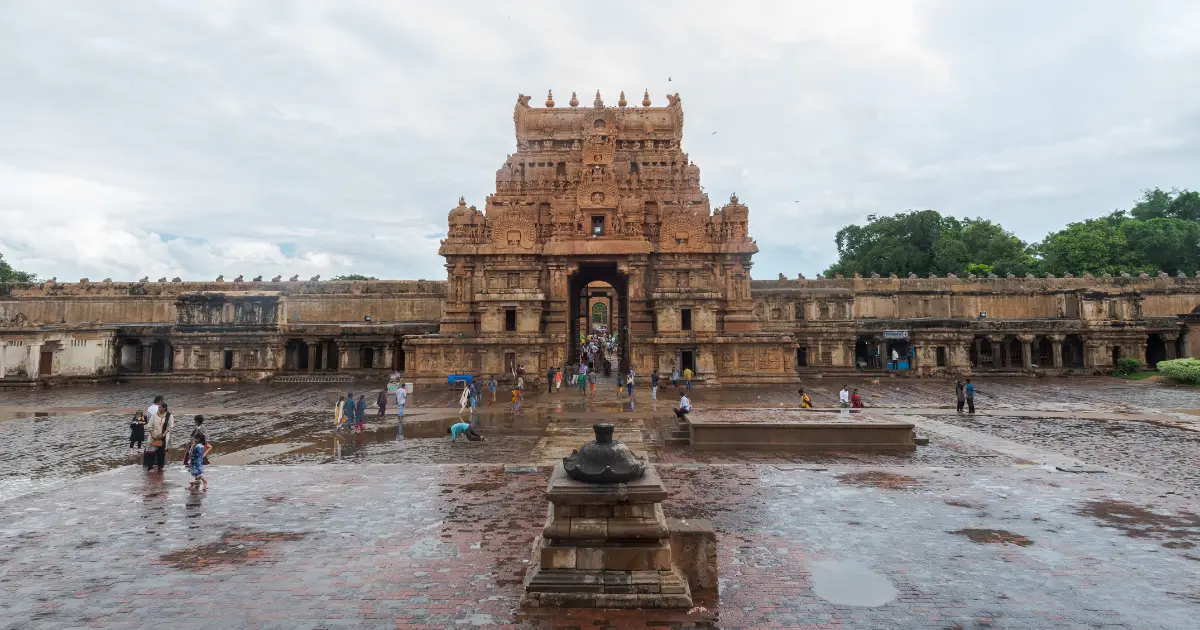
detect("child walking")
[128,411,146,455]
[188,436,210,491]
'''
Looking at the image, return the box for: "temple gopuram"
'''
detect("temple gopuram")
[406,90,794,384]
[1,90,1199,385]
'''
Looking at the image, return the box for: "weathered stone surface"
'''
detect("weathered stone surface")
[667,517,719,593]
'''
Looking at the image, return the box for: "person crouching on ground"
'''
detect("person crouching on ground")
[448,422,484,442]
[798,389,813,409]
[188,436,210,492]
[675,393,692,419]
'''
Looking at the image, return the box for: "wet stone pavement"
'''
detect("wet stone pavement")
[1,377,1199,628]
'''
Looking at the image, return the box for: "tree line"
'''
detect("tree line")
[824,187,1200,278]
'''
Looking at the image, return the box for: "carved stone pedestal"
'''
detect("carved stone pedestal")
[521,464,692,609]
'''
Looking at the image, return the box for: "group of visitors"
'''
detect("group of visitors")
[955,379,976,413]
[130,394,210,490]
[793,380,979,412]
[335,383,411,430]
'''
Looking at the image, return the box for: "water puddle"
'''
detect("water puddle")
[807,560,897,607]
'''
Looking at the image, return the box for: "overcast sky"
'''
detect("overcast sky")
[2,1,1199,282]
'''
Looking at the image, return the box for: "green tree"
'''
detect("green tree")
[1128,187,1200,222]
[1033,212,1149,275]
[825,210,1034,277]
[0,252,36,283]
[331,274,370,281]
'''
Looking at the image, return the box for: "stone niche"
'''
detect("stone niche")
[522,464,693,609]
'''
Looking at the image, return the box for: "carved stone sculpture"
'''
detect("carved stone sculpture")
[253,275,263,282]
[562,424,647,483]
[289,274,299,281]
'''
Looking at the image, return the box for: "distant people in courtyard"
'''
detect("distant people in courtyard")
[144,403,174,472]
[588,370,597,396]
[671,366,680,392]
[799,389,813,409]
[839,385,850,408]
[626,371,635,398]
[344,391,356,426]
[517,364,526,390]
[675,392,692,419]
[376,389,387,418]
[683,367,694,391]
[128,411,146,455]
[850,388,864,409]
[334,395,347,429]
[511,387,522,413]
[395,384,407,418]
[577,369,587,395]
[955,380,966,413]
[188,436,210,492]
[355,395,367,431]
[448,422,484,442]
[547,366,555,393]
[555,368,563,393]
[965,379,976,413]
[459,382,471,414]
[487,376,497,404]
[650,369,660,400]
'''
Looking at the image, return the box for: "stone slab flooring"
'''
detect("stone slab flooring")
[2,377,1199,628]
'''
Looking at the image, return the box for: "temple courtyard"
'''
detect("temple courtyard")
[1,377,1198,629]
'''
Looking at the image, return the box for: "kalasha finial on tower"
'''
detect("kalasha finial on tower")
[618,91,627,108]
[594,90,603,108]
[642,89,651,107]
[569,91,579,108]
[545,90,555,108]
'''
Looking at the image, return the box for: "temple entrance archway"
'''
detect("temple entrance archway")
[568,264,629,375]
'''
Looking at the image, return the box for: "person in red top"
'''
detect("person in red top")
[850,388,864,408]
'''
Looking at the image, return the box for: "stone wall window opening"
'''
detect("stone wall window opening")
[222,350,234,370]
[1111,345,1122,366]
[1063,334,1086,368]
[284,340,310,371]
[591,302,608,326]
[935,346,947,367]
[1007,338,1022,368]
[591,215,605,236]
[680,308,693,331]
[820,350,834,365]
[818,303,830,320]
[1146,333,1168,368]
[680,349,696,373]
[360,346,375,369]
[150,340,173,373]
[505,307,517,332]
[796,346,809,368]
[195,353,210,370]
[1037,337,1054,367]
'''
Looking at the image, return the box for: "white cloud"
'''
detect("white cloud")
[1,0,1198,282]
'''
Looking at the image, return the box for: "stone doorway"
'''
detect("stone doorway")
[1146,334,1167,368]
[568,263,629,374]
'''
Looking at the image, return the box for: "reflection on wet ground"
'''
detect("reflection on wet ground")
[2,376,1198,502]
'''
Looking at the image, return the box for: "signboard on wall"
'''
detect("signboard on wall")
[882,330,909,340]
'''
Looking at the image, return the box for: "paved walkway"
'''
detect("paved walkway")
[1,461,1197,629]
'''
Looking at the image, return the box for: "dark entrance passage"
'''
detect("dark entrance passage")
[568,263,629,374]
[1146,334,1167,368]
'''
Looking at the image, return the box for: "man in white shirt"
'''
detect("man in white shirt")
[147,395,164,421]
[395,385,407,418]
[838,386,850,408]
[675,393,692,419]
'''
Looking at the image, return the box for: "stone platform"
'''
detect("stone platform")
[682,408,916,451]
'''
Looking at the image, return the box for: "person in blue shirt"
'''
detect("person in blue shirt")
[448,422,484,442]
[344,391,356,427]
[965,379,976,413]
[355,395,367,431]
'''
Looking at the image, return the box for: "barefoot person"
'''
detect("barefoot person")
[395,384,407,418]
[675,393,692,420]
[376,389,387,418]
[798,389,813,409]
[128,411,146,456]
[188,436,210,492]
[448,422,484,442]
[955,380,966,413]
[144,404,174,473]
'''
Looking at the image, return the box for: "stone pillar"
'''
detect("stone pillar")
[0,343,6,379]
[383,344,395,371]
[1050,335,1064,369]
[988,336,1003,370]
[338,343,351,370]
[140,340,152,374]
[27,343,43,378]
[306,339,317,374]
[973,338,983,368]
[876,339,886,369]
[1164,333,1179,360]
[1019,335,1034,370]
